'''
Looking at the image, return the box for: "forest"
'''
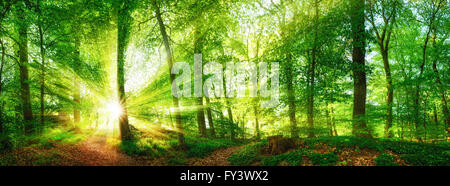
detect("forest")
[0,0,448,166]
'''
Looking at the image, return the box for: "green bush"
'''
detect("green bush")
[0,135,13,152]
[120,139,166,157]
[167,157,187,165]
[375,153,398,166]
[309,152,338,166]
[185,137,243,158]
[260,151,303,166]
[228,140,267,166]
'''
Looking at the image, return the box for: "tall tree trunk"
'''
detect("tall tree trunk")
[194,27,207,138]
[196,97,207,137]
[331,103,338,136]
[326,103,332,136]
[350,0,371,138]
[253,102,260,140]
[221,62,235,139]
[307,0,319,138]
[117,0,132,140]
[73,37,81,125]
[286,52,297,138]
[413,0,443,142]
[0,39,4,133]
[153,0,186,149]
[367,0,397,138]
[37,0,45,128]
[205,97,215,138]
[382,50,394,138]
[17,4,33,134]
[431,32,449,139]
[254,36,260,140]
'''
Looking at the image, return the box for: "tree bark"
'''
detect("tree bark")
[286,52,297,138]
[0,39,4,133]
[431,30,450,138]
[153,0,186,148]
[382,49,394,138]
[17,4,33,133]
[73,37,81,125]
[254,102,260,140]
[350,0,371,138]
[37,0,45,127]
[221,61,235,139]
[205,97,215,138]
[196,97,207,137]
[413,0,444,142]
[367,0,397,138]
[307,0,319,138]
[193,26,207,138]
[116,0,133,140]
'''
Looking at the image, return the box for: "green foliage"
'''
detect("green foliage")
[305,136,450,166]
[167,157,187,166]
[374,153,399,166]
[304,136,384,151]
[228,140,267,166]
[260,151,303,166]
[0,135,13,153]
[120,138,167,157]
[309,152,338,166]
[185,137,243,158]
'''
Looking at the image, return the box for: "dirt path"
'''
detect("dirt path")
[2,136,244,166]
[187,145,243,166]
[67,136,138,166]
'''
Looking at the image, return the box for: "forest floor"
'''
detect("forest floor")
[0,129,449,166]
[0,135,246,166]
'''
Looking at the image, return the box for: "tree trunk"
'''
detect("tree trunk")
[73,37,81,125]
[350,0,371,138]
[221,62,235,139]
[307,0,319,138]
[17,4,33,134]
[381,50,394,138]
[37,0,45,128]
[0,39,4,133]
[153,0,186,149]
[286,52,297,138]
[431,31,450,139]
[193,27,207,138]
[205,97,215,138]
[331,103,338,136]
[413,0,443,141]
[254,102,260,140]
[117,0,132,140]
[196,97,207,137]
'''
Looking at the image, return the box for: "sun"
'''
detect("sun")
[105,101,123,118]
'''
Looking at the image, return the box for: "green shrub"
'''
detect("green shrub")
[0,135,13,152]
[185,137,243,158]
[120,139,166,157]
[260,151,303,166]
[375,153,398,166]
[228,140,267,166]
[309,152,338,166]
[167,157,187,165]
